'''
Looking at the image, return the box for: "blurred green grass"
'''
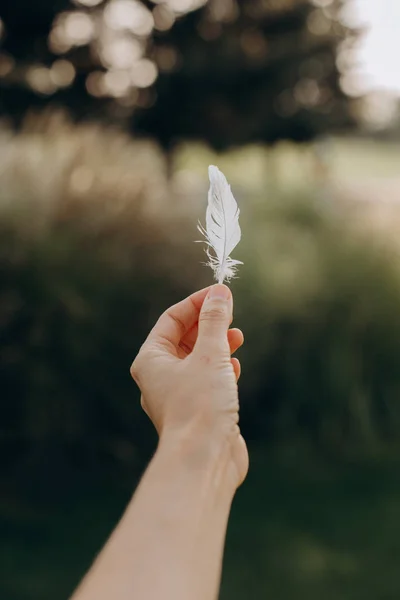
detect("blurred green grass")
[3,117,400,599]
[2,453,400,600]
[173,136,400,191]
[222,451,400,600]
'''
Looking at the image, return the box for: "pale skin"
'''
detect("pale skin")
[71,283,248,600]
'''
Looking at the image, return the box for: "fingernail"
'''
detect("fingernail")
[208,284,231,300]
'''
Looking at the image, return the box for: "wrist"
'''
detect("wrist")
[157,425,238,499]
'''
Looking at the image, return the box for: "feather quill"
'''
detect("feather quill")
[198,165,243,284]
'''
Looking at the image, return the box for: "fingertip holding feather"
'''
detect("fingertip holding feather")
[197,166,243,284]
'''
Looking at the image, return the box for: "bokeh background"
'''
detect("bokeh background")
[2,0,400,598]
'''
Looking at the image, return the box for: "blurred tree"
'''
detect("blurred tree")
[0,0,357,150]
[139,0,357,149]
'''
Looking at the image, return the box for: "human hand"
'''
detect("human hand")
[130,284,248,489]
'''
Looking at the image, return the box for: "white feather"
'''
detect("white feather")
[198,165,243,284]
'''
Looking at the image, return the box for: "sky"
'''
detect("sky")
[350,0,400,95]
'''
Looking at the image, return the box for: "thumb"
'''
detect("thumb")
[194,284,232,356]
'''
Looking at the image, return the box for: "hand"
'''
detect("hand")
[130,284,248,489]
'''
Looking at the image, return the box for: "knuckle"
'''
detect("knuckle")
[130,354,143,383]
[200,302,228,322]
[130,342,153,383]
[140,395,148,415]
[130,361,139,383]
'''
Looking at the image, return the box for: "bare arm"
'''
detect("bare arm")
[72,437,235,600]
[71,284,248,600]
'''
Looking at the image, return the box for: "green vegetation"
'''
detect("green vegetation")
[3,118,400,467]
[222,453,400,600]
[1,0,398,596]
[2,454,400,600]
[2,118,400,599]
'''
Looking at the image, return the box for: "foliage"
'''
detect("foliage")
[0,114,207,478]
[235,196,400,453]
[2,117,400,483]
[3,454,400,600]
[0,0,356,149]
[137,0,356,149]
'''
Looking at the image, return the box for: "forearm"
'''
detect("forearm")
[72,434,236,600]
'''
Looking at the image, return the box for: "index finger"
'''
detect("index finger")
[147,286,211,350]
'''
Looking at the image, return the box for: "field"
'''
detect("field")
[3,134,400,600]
[2,452,400,600]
